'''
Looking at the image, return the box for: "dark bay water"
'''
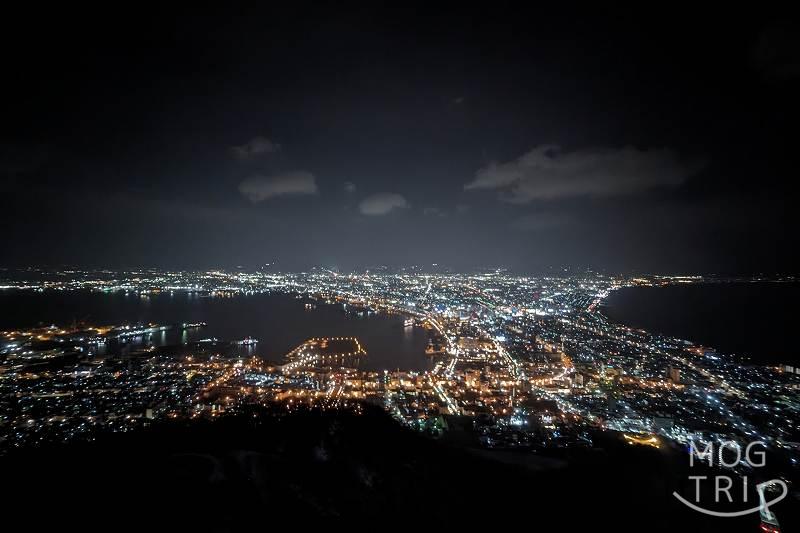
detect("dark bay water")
[603,282,798,364]
[0,291,430,371]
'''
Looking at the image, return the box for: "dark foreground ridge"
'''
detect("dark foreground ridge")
[2,406,795,531]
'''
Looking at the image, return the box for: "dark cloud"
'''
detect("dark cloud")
[238,171,318,202]
[358,193,409,216]
[343,181,357,194]
[231,136,281,159]
[466,145,706,203]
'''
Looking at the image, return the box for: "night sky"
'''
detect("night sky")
[3,5,798,274]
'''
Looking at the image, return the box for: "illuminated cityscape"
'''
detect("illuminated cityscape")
[2,269,797,458]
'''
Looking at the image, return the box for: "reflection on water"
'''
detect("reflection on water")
[0,291,431,371]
